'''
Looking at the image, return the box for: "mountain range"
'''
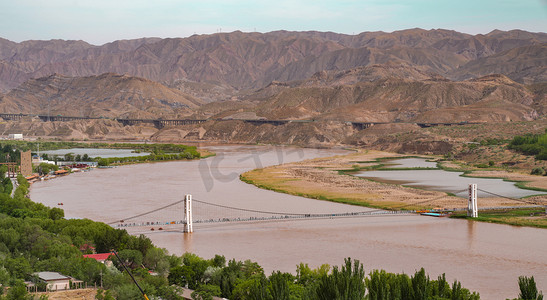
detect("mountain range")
[0,28,546,146]
[1,29,546,92]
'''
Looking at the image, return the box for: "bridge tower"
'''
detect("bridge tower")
[183,194,193,233]
[468,184,478,218]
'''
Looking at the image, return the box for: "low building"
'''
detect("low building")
[33,272,83,291]
[31,155,57,166]
[56,161,98,167]
[83,253,113,267]
[8,133,23,140]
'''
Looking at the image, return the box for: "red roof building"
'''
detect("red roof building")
[83,253,113,266]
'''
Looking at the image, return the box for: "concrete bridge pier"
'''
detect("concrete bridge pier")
[468,184,478,218]
[183,194,193,233]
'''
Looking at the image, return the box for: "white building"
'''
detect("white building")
[33,272,83,291]
[8,133,23,140]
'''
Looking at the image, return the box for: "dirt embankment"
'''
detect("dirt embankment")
[241,150,547,210]
[34,288,97,300]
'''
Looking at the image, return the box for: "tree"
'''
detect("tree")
[48,207,64,220]
[217,259,244,298]
[116,249,143,269]
[5,281,31,299]
[210,255,226,268]
[268,271,292,300]
[5,257,32,281]
[112,283,144,300]
[64,153,74,162]
[451,280,480,300]
[366,270,393,300]
[411,268,428,300]
[168,265,195,288]
[430,273,451,299]
[191,284,222,300]
[95,288,115,300]
[231,274,269,300]
[97,158,109,167]
[36,163,58,175]
[314,258,365,300]
[144,247,170,276]
[518,276,544,300]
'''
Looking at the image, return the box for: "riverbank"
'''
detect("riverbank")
[240,149,547,226]
[30,145,547,298]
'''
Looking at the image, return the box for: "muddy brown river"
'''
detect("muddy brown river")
[30,145,546,299]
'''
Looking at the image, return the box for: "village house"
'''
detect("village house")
[32,272,83,291]
[83,253,113,267]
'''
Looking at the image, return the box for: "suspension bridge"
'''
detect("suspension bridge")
[108,185,546,233]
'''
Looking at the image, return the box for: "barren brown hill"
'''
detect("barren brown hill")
[0,73,202,118]
[450,43,547,84]
[1,29,545,92]
[242,67,542,123]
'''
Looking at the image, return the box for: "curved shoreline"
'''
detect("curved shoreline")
[240,150,547,227]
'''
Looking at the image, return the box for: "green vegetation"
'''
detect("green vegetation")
[0,172,186,299]
[0,166,13,196]
[0,141,542,298]
[0,163,543,299]
[0,140,198,154]
[451,208,547,228]
[0,144,21,164]
[95,150,199,167]
[0,141,201,168]
[34,163,59,175]
[517,276,544,300]
[166,256,482,300]
[508,129,547,161]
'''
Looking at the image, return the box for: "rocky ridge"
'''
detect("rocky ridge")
[1,29,546,93]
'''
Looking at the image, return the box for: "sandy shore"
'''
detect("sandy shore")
[241,150,547,210]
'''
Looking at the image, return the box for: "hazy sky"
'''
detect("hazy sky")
[2,0,546,45]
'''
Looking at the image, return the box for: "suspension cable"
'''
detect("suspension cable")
[194,189,468,216]
[193,198,311,216]
[477,188,544,206]
[108,188,469,226]
[107,199,185,224]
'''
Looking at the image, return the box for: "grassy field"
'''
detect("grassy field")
[451,208,547,228]
[241,169,381,209]
[240,162,458,212]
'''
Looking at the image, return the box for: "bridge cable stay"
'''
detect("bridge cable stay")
[107,199,185,225]
[477,188,545,206]
[192,198,315,216]
[378,189,469,211]
[108,188,475,228]
[193,189,470,220]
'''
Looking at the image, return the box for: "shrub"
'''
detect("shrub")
[531,167,545,176]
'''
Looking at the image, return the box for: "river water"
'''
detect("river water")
[40,148,151,158]
[353,158,547,198]
[30,145,547,299]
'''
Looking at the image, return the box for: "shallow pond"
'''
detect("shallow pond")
[40,148,150,158]
[354,158,547,198]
